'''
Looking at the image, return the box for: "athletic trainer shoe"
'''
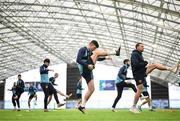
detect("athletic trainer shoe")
[129,106,140,113]
[149,108,155,111]
[170,60,180,74]
[17,109,21,111]
[57,103,65,107]
[115,46,121,56]
[138,105,142,111]
[44,109,49,112]
[78,106,85,114]
[111,108,117,112]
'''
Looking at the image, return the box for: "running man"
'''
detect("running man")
[40,58,54,112]
[130,42,179,113]
[28,82,37,110]
[76,40,121,113]
[111,59,137,112]
[16,74,25,111]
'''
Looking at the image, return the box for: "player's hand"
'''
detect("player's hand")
[88,64,94,70]
[124,80,129,84]
[144,61,148,65]
[48,69,54,72]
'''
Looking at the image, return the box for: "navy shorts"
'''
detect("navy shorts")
[135,77,145,86]
[133,68,147,86]
[81,70,93,84]
[77,58,94,84]
[142,91,149,97]
[29,94,36,100]
[48,83,57,95]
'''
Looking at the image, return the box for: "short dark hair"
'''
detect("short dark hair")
[44,58,50,63]
[18,74,21,77]
[90,40,99,48]
[135,42,143,49]
[123,59,130,64]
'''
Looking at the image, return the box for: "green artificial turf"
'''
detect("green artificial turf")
[0,109,179,121]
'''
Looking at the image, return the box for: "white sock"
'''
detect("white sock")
[108,50,116,55]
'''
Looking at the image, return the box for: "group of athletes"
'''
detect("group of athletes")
[9,71,72,111]
[9,40,180,113]
[76,40,179,114]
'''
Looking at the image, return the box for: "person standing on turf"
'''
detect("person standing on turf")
[40,58,54,112]
[16,74,25,111]
[28,82,38,110]
[8,82,18,111]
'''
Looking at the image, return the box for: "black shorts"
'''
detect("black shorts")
[134,77,145,86]
[82,70,93,84]
[78,58,94,84]
[49,91,53,95]
[29,94,36,100]
[16,88,24,96]
[133,68,147,86]
[142,91,149,97]
[48,83,57,95]
[76,94,82,99]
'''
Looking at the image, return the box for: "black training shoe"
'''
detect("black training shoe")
[115,46,121,56]
[57,103,65,107]
[149,109,155,111]
[78,106,85,114]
